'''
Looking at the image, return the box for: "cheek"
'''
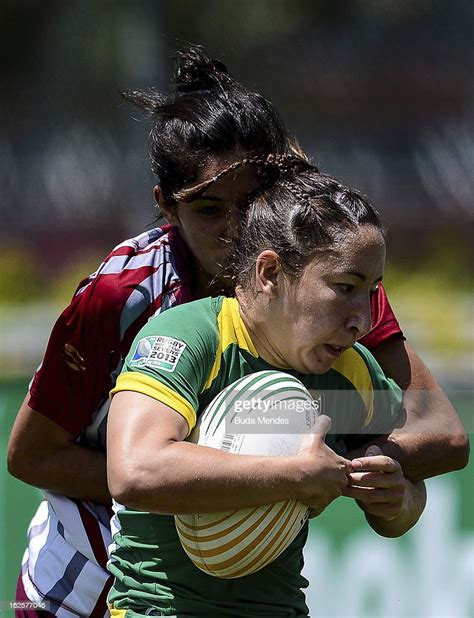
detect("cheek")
[303,300,344,335]
[196,225,230,264]
[184,225,219,253]
[207,227,238,260]
[195,216,229,241]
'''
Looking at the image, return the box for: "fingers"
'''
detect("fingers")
[347,470,403,488]
[343,446,409,523]
[341,457,354,475]
[301,489,341,515]
[355,498,404,521]
[352,454,400,473]
[306,414,352,471]
[297,415,331,452]
[342,484,405,521]
[342,485,404,503]
[313,414,332,439]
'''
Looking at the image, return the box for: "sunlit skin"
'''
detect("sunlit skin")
[157,158,258,297]
[239,225,386,374]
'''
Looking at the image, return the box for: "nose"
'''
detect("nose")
[345,294,372,340]
[219,208,239,240]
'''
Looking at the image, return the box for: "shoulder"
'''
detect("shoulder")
[329,344,380,391]
[67,227,184,316]
[330,342,401,394]
[330,343,402,429]
[124,298,220,382]
[362,284,404,349]
[135,297,220,343]
[328,343,398,411]
[117,298,222,433]
[84,227,174,291]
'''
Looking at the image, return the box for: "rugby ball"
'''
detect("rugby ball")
[175,370,320,579]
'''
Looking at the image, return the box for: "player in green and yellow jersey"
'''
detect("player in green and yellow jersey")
[107,169,427,617]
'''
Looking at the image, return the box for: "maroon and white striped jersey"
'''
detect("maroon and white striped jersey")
[19,225,402,617]
[21,225,193,617]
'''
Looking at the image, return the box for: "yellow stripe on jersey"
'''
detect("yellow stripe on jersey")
[109,608,127,618]
[112,371,196,434]
[331,348,374,427]
[227,297,259,356]
[202,297,258,391]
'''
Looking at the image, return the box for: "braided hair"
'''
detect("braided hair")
[173,152,313,202]
[230,169,384,287]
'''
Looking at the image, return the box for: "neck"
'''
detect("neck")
[237,293,290,369]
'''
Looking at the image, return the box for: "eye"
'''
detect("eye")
[338,283,354,294]
[370,283,380,295]
[197,205,222,216]
[195,201,231,218]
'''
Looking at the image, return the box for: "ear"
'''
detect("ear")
[153,185,180,226]
[255,251,281,298]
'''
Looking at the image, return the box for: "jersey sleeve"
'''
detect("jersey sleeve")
[359,283,404,350]
[28,227,181,438]
[351,343,403,436]
[111,299,218,434]
[27,271,126,436]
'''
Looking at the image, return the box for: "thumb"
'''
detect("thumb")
[364,445,383,457]
[313,414,332,439]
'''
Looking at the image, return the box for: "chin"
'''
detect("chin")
[302,357,334,375]
[310,365,332,375]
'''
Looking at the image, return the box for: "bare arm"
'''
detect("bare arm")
[348,339,469,481]
[7,394,110,504]
[106,391,352,515]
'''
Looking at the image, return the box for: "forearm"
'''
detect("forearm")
[8,398,111,504]
[367,340,469,481]
[377,389,468,481]
[110,440,299,514]
[346,418,465,483]
[9,440,110,503]
[365,479,427,538]
[108,394,352,516]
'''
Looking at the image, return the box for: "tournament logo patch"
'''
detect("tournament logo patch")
[130,335,186,372]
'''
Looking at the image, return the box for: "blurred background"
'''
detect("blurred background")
[1,1,472,615]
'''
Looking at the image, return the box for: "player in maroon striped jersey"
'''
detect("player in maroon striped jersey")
[8,45,468,617]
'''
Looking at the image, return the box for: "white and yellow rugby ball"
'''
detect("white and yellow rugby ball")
[175,370,320,579]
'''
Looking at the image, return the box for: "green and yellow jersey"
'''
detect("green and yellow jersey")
[108,296,402,617]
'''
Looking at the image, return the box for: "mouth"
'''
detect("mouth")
[323,344,348,358]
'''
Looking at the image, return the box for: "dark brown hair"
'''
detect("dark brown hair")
[123,45,305,205]
[231,169,384,286]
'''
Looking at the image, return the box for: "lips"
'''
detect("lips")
[324,344,347,358]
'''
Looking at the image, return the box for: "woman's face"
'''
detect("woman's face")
[159,159,258,280]
[255,225,386,375]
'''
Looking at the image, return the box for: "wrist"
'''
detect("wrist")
[366,479,426,537]
[280,455,307,501]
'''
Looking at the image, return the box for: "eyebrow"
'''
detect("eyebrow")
[347,271,384,284]
[193,195,224,203]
